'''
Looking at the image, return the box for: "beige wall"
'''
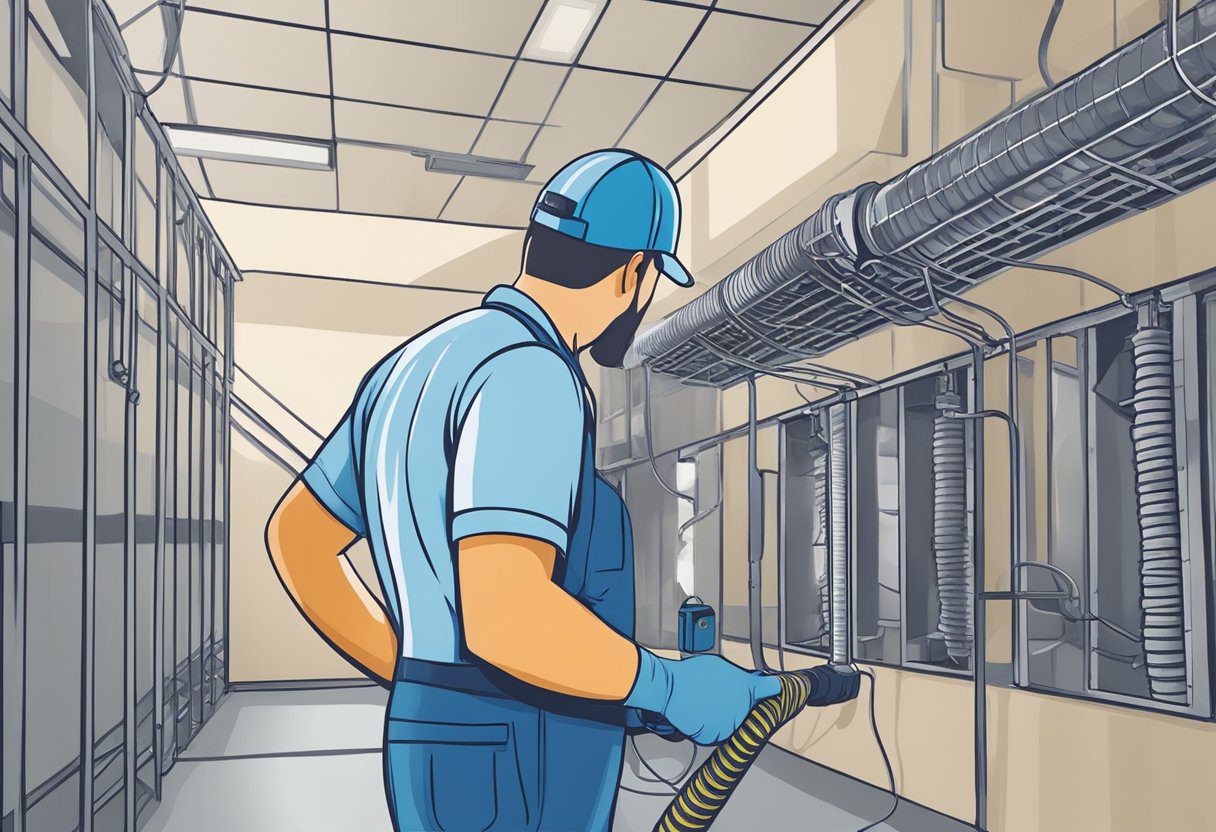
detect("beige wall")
[218,208,495,683]
[650,1,1216,830]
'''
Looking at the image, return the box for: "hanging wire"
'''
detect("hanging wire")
[141,0,186,99]
[642,363,696,502]
[985,255,1132,308]
[1038,0,1067,87]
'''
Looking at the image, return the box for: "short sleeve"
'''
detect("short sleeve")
[450,345,586,555]
[302,409,367,537]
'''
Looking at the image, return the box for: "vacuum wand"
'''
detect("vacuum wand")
[653,665,861,832]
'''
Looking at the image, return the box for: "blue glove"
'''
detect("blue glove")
[625,649,781,746]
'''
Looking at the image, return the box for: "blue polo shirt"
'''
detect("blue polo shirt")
[301,285,588,662]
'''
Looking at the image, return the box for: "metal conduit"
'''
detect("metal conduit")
[828,402,851,665]
[626,1,1216,387]
[812,434,832,635]
[932,379,973,662]
[1130,305,1188,703]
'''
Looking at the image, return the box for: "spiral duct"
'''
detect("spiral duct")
[932,382,972,662]
[627,1,1216,387]
[812,440,831,633]
[1129,320,1188,703]
[828,403,851,665]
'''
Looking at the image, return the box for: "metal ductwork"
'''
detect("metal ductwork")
[1129,301,1188,703]
[827,402,851,665]
[932,377,972,664]
[627,1,1216,386]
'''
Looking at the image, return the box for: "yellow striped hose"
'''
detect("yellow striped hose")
[653,672,813,832]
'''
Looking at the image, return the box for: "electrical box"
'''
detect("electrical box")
[678,597,715,654]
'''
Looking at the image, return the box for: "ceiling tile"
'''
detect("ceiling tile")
[331,0,544,55]
[186,0,328,27]
[580,0,705,76]
[139,73,189,124]
[493,61,567,123]
[337,143,463,218]
[164,80,333,139]
[177,156,211,197]
[619,81,746,167]
[332,35,512,113]
[547,68,659,141]
[175,10,330,93]
[441,178,540,227]
[472,121,537,160]
[525,126,604,183]
[718,0,840,25]
[671,11,811,88]
[335,100,482,154]
[200,159,337,210]
[523,69,659,179]
[122,8,175,73]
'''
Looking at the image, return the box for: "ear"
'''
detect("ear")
[619,251,647,296]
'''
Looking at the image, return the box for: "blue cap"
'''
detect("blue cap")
[531,150,694,287]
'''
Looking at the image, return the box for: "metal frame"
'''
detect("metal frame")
[0,2,238,829]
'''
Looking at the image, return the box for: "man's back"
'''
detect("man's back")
[302,286,587,663]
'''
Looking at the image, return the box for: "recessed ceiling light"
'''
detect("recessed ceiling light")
[164,126,333,171]
[524,0,602,61]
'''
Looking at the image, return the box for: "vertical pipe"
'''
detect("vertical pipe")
[747,376,766,672]
[829,402,851,665]
[121,46,138,832]
[971,345,987,831]
[81,4,99,827]
[9,138,31,832]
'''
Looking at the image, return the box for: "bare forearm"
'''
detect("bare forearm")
[458,535,639,700]
[267,481,398,683]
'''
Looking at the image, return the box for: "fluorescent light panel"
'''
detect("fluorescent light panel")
[165,126,333,171]
[524,0,601,61]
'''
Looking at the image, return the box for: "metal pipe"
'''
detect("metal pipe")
[747,376,767,672]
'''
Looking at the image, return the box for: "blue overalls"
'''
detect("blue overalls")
[383,300,636,832]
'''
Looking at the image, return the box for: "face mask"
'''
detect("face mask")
[590,268,654,369]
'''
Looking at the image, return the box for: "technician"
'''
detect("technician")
[268,150,806,831]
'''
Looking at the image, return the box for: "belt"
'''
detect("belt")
[395,656,511,699]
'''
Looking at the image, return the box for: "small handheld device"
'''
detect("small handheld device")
[677,596,715,654]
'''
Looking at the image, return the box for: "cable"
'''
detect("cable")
[651,667,898,832]
[985,255,1131,308]
[1038,0,1066,87]
[852,667,899,832]
[628,733,699,793]
[141,0,186,99]
[642,363,697,501]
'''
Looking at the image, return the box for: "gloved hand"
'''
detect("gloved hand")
[804,664,862,706]
[625,649,781,746]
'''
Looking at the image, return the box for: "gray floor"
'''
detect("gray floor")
[143,686,974,832]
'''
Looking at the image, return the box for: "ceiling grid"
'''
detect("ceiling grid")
[110,0,857,227]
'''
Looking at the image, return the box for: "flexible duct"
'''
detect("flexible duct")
[627,1,1216,386]
[828,403,851,665]
[932,381,972,662]
[1129,316,1187,703]
[813,438,831,637]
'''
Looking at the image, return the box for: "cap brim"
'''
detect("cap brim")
[658,252,694,287]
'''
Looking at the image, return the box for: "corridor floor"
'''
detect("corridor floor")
[141,685,975,832]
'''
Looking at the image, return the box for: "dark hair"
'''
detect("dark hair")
[522,222,652,289]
